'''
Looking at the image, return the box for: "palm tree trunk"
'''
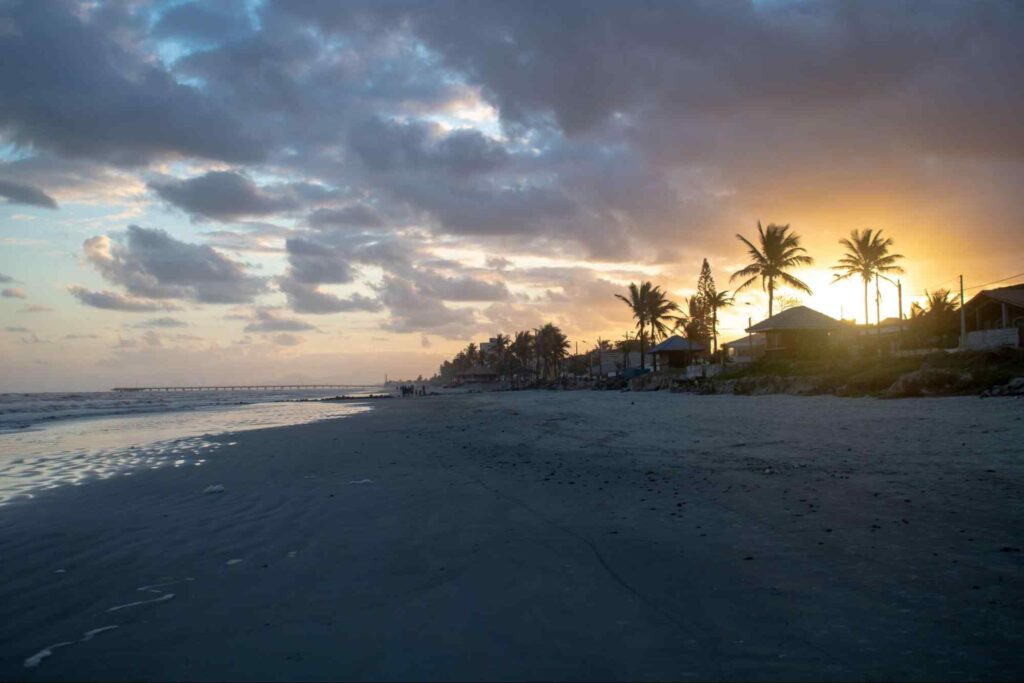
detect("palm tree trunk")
[875,276,882,336]
[639,323,646,370]
[863,279,869,328]
[712,306,718,355]
[767,279,774,318]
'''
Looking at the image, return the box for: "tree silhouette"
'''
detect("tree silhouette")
[832,228,904,331]
[731,221,813,319]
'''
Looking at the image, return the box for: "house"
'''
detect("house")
[746,305,843,357]
[648,335,707,370]
[722,333,766,363]
[856,316,912,352]
[961,284,1024,350]
[588,351,654,377]
[456,365,499,383]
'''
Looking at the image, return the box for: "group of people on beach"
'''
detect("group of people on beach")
[398,384,428,397]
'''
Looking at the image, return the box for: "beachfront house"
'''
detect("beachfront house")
[855,316,912,353]
[456,365,499,384]
[722,333,767,363]
[746,305,844,358]
[648,335,707,370]
[961,284,1024,350]
[588,350,654,377]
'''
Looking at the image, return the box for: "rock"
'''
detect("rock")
[203,484,225,494]
[886,368,968,398]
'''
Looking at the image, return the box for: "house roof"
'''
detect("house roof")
[456,365,497,376]
[649,335,706,353]
[721,333,766,349]
[965,284,1024,311]
[747,305,842,333]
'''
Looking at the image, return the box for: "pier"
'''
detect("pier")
[112,384,362,393]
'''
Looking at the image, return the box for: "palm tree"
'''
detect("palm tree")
[615,281,678,370]
[705,290,734,355]
[731,221,813,318]
[832,228,904,332]
[534,323,569,380]
[645,287,681,344]
[510,330,535,387]
[615,282,653,369]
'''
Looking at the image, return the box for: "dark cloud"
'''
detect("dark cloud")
[0,273,13,284]
[18,305,53,314]
[153,1,252,45]
[279,279,381,315]
[68,286,180,312]
[243,308,318,333]
[81,225,266,304]
[350,118,508,175]
[5,326,30,333]
[2,287,27,299]
[377,276,477,337]
[0,179,58,209]
[0,1,263,165]
[307,204,382,230]
[150,171,303,221]
[136,317,189,328]
[283,238,355,285]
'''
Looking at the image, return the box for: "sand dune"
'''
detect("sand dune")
[1,392,1021,680]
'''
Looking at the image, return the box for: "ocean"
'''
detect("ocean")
[0,387,385,505]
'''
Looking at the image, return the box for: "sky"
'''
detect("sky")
[1,0,1023,391]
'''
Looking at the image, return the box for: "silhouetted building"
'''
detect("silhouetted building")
[456,365,499,383]
[962,284,1024,349]
[722,333,767,363]
[649,335,707,369]
[747,306,843,357]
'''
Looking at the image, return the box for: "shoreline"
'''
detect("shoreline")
[1,391,1021,680]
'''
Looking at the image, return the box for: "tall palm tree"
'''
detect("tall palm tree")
[511,330,534,386]
[832,228,904,332]
[706,290,735,355]
[645,287,682,344]
[534,323,569,380]
[679,296,709,344]
[731,221,813,318]
[615,281,653,369]
[615,281,678,370]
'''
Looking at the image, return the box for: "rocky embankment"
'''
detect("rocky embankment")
[628,368,1024,399]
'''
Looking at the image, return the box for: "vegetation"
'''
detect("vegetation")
[832,229,904,330]
[731,222,813,318]
[614,281,679,369]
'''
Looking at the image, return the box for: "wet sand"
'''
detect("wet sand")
[1,391,1022,680]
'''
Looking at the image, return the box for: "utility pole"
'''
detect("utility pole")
[959,274,966,348]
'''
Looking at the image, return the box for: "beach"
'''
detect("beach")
[1,391,1022,681]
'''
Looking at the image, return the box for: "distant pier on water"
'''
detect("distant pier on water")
[112,384,359,393]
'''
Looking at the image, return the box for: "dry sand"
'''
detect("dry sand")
[1,391,1022,681]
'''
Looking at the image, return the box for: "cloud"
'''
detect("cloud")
[149,171,302,222]
[377,276,477,337]
[81,225,266,304]
[5,326,30,333]
[279,279,382,315]
[0,179,57,209]
[307,204,382,230]
[68,286,180,312]
[0,273,14,284]
[18,305,52,313]
[242,308,318,333]
[271,332,303,346]
[0,1,263,165]
[2,287,27,299]
[136,317,189,328]
[350,118,508,175]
